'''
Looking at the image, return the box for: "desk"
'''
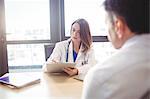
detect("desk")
[0,72,83,99]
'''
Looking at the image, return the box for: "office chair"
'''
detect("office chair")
[44,44,55,61]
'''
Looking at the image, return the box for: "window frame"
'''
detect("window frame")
[0,0,8,76]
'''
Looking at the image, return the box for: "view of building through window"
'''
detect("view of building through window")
[64,0,106,36]
[5,0,50,41]
[7,44,45,67]
[4,0,50,67]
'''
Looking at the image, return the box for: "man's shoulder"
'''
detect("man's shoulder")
[89,52,126,77]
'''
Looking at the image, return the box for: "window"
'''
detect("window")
[0,0,112,73]
[7,44,45,67]
[5,0,50,41]
[64,0,107,37]
[4,0,50,70]
[64,0,115,62]
[93,42,117,62]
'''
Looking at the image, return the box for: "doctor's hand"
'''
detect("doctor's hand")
[63,67,78,76]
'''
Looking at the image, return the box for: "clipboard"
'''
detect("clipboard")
[73,74,85,81]
[46,62,76,73]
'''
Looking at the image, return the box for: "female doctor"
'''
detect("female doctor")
[43,18,96,77]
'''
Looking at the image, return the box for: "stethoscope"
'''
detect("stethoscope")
[66,40,88,65]
[66,41,71,62]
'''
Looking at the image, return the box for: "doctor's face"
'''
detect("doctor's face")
[71,23,81,43]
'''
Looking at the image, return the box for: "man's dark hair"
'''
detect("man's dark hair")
[104,0,149,34]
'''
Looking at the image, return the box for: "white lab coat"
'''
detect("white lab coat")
[82,34,150,99]
[43,39,97,78]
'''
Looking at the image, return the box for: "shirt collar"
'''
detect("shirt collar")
[121,34,150,49]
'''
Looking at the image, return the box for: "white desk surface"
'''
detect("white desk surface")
[0,72,83,99]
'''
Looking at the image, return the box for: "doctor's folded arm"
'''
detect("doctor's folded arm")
[42,18,97,79]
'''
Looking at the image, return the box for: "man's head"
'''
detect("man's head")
[103,0,149,49]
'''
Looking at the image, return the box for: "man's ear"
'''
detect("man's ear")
[114,18,125,39]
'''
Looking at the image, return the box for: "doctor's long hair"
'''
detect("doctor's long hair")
[71,19,92,53]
